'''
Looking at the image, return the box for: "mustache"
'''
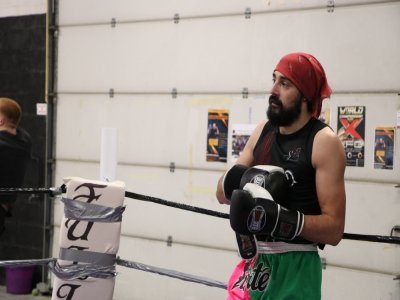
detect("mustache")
[269,95,282,106]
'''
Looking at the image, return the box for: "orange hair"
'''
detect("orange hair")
[0,98,22,128]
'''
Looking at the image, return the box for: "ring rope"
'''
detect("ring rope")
[342,233,400,245]
[124,191,400,245]
[0,186,65,196]
[116,258,227,289]
[0,258,56,267]
[0,257,227,290]
[125,191,229,219]
[1,186,399,245]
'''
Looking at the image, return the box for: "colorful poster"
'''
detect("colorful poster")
[337,106,365,167]
[231,124,257,164]
[374,127,395,170]
[207,109,229,162]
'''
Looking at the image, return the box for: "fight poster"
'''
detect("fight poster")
[337,106,365,167]
[374,127,395,170]
[231,124,256,164]
[206,109,229,162]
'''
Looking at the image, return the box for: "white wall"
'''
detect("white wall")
[53,1,400,299]
[0,0,46,18]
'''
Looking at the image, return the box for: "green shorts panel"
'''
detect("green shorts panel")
[249,251,322,300]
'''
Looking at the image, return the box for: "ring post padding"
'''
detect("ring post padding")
[51,177,125,300]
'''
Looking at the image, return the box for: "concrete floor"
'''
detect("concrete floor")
[0,286,50,300]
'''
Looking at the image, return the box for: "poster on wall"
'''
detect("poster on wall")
[206,109,229,162]
[231,124,257,164]
[337,106,365,167]
[397,111,400,129]
[319,107,330,126]
[374,127,395,170]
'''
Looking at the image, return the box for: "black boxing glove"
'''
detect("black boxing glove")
[235,233,258,260]
[222,164,248,200]
[239,165,289,204]
[230,183,304,241]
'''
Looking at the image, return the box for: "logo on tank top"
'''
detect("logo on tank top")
[284,169,297,187]
[284,147,302,161]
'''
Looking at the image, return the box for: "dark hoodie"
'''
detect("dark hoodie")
[0,128,32,205]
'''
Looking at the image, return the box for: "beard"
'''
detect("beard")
[266,93,303,126]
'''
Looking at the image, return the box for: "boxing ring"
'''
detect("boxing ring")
[0,180,399,299]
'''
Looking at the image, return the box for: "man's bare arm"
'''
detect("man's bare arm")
[300,127,346,245]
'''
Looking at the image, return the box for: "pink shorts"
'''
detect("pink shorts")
[227,257,257,300]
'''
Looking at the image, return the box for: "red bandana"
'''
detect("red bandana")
[275,52,331,118]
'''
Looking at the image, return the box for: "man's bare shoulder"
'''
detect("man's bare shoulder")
[313,126,345,166]
[235,119,268,166]
[316,126,341,143]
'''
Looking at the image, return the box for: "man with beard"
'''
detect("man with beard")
[0,98,32,237]
[216,53,346,299]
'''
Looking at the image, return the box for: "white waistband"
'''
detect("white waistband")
[257,241,318,254]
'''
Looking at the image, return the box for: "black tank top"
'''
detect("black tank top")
[253,118,329,245]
